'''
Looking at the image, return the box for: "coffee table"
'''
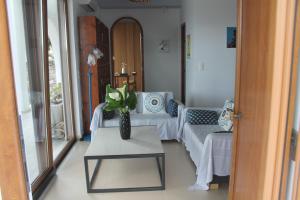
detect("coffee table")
[84,126,165,193]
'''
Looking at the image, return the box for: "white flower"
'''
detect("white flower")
[87,54,96,65]
[109,92,121,101]
[93,48,103,59]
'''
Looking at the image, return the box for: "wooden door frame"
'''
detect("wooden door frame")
[0,0,28,199]
[110,16,145,91]
[32,0,77,197]
[181,23,186,104]
[229,0,298,199]
[28,0,55,194]
[280,0,300,199]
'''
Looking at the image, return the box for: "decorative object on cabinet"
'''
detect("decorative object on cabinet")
[186,35,191,59]
[78,16,110,134]
[159,40,169,53]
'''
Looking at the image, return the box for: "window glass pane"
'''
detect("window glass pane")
[48,0,74,160]
[7,0,50,184]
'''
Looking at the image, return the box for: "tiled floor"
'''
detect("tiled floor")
[39,141,228,200]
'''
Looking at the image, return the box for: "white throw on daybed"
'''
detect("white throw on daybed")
[179,106,233,191]
[90,92,184,141]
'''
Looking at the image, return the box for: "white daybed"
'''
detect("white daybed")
[179,107,233,190]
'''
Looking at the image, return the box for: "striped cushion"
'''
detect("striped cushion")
[186,109,218,125]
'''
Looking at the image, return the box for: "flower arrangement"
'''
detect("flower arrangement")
[104,84,137,140]
[104,84,137,113]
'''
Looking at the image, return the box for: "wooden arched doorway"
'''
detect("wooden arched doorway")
[111,17,144,91]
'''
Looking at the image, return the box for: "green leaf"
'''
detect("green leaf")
[104,84,136,111]
[105,84,123,110]
[127,91,137,110]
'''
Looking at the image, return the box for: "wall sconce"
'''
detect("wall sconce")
[159,40,169,53]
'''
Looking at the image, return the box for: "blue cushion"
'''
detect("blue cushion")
[167,99,178,117]
[186,109,218,125]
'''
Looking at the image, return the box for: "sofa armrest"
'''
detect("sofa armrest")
[90,103,106,133]
[174,99,184,106]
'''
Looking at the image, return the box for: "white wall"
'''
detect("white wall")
[181,0,236,107]
[98,8,181,99]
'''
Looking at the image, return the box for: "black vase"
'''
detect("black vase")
[119,111,131,140]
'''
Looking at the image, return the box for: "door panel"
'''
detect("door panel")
[112,18,143,91]
[281,0,300,199]
[181,23,186,104]
[229,0,296,199]
[47,0,75,161]
[20,0,52,186]
[0,0,28,199]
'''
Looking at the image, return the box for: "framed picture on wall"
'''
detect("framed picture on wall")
[186,34,191,59]
[227,27,236,48]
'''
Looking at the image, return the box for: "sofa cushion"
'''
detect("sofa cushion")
[166,99,178,117]
[218,99,234,131]
[186,109,218,125]
[135,92,174,113]
[142,92,167,114]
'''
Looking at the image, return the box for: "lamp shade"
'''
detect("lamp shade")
[87,54,96,65]
[93,48,103,59]
[87,48,104,65]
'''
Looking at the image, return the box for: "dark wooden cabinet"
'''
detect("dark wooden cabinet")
[78,16,110,134]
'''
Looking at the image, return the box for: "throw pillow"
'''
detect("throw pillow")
[186,109,218,125]
[103,110,115,120]
[167,99,178,117]
[218,99,234,131]
[142,92,167,114]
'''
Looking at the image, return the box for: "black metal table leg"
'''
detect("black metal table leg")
[84,153,165,193]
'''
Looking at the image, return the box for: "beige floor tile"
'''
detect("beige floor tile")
[39,141,228,200]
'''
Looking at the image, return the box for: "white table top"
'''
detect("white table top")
[85,126,164,157]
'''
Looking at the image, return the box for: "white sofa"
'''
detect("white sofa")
[90,92,184,140]
[180,107,232,190]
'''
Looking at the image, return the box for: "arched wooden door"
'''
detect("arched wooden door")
[111,17,144,91]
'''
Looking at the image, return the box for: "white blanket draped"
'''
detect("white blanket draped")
[183,124,232,190]
[157,103,184,140]
[89,103,184,141]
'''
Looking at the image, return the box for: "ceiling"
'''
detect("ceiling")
[96,0,182,9]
